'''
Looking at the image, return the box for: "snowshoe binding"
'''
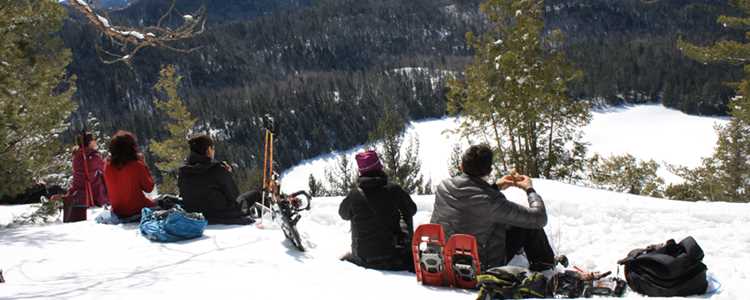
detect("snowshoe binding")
[412,224,447,286]
[445,234,481,289]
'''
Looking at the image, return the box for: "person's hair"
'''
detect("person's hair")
[76,132,94,149]
[461,144,493,177]
[109,130,139,168]
[189,134,214,156]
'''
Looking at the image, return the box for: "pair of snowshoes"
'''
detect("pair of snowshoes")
[278,191,311,251]
[254,190,312,252]
[412,224,481,289]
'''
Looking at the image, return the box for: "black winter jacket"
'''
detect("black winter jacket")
[178,152,244,223]
[339,173,417,265]
[430,174,547,269]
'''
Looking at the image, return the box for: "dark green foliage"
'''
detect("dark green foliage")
[59,0,741,182]
[667,122,750,202]
[0,0,77,198]
[369,110,425,194]
[324,153,357,196]
[587,154,665,198]
[448,143,463,178]
[149,66,197,194]
[308,174,328,197]
[449,0,590,180]
[673,0,750,202]
[61,0,460,175]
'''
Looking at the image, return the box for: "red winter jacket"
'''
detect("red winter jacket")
[67,148,109,207]
[104,159,155,218]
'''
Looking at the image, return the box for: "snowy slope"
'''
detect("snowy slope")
[282,104,727,193]
[1,180,748,299]
[1,104,741,299]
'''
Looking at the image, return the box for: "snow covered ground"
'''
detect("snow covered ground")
[1,104,742,299]
[1,180,748,299]
[282,104,727,193]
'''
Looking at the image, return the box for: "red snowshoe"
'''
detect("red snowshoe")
[412,224,447,286]
[445,234,481,289]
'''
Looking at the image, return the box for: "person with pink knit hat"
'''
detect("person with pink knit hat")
[339,150,417,271]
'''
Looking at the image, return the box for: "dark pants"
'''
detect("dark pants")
[63,195,87,223]
[341,251,414,272]
[505,227,556,271]
[237,190,261,214]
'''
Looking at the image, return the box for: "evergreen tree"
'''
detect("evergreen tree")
[447,0,590,180]
[677,0,750,202]
[149,65,197,194]
[85,112,111,153]
[369,109,425,194]
[324,153,356,196]
[308,174,329,197]
[448,143,464,178]
[587,154,665,198]
[0,1,77,197]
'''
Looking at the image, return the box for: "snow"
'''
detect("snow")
[118,30,145,40]
[282,104,726,193]
[1,180,747,299]
[584,105,728,183]
[0,104,742,299]
[96,15,110,28]
[0,204,36,227]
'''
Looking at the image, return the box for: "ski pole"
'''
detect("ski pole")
[80,132,94,208]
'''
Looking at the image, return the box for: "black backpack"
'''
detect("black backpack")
[617,236,707,297]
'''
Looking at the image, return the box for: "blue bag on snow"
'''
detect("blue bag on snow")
[139,205,208,242]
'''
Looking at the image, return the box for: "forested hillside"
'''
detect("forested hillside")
[60,0,740,178]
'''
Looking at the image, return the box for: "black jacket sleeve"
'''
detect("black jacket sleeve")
[339,191,354,220]
[216,167,240,206]
[398,187,417,217]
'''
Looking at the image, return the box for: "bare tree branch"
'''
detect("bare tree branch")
[67,0,206,65]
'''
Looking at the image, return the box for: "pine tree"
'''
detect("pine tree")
[448,143,463,178]
[369,109,425,194]
[149,65,197,194]
[85,112,111,152]
[447,0,590,180]
[308,174,329,197]
[0,1,77,197]
[677,1,750,202]
[587,154,665,198]
[324,153,356,196]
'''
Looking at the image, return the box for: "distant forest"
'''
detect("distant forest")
[60,0,741,176]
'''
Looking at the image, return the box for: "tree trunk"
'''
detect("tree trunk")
[544,117,555,178]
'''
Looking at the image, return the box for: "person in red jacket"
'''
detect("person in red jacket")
[104,131,156,218]
[62,131,109,222]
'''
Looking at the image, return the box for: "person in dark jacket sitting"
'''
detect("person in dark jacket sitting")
[431,144,560,272]
[178,135,259,225]
[339,150,417,271]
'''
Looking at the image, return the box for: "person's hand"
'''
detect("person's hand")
[221,161,233,173]
[514,175,533,191]
[497,175,516,190]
